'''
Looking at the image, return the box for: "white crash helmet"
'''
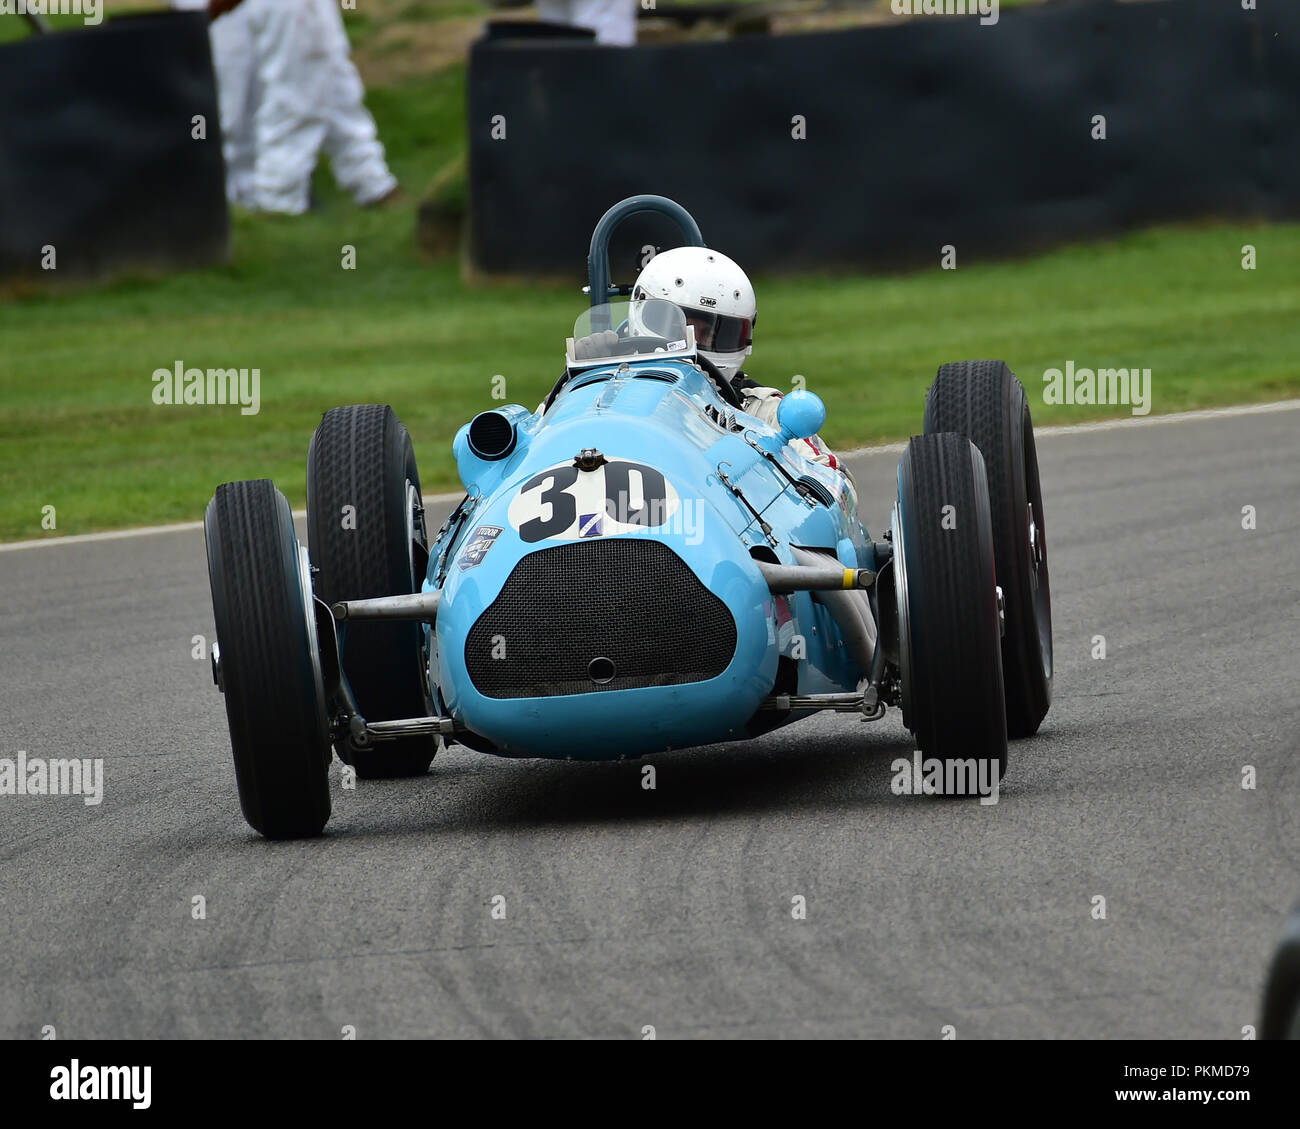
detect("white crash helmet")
[629,246,756,380]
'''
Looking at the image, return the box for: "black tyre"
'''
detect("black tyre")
[924,360,1052,737]
[1262,907,1300,1040]
[205,480,332,838]
[307,404,436,777]
[894,433,1008,787]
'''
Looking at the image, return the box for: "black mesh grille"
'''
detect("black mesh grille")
[465,539,737,699]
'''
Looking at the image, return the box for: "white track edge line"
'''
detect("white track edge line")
[4,398,1298,553]
[838,397,1300,459]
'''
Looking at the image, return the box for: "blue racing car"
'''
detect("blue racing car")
[204,195,1053,837]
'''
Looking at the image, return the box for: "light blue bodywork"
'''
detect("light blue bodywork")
[423,355,876,760]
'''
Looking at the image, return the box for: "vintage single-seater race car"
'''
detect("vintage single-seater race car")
[204,195,1053,837]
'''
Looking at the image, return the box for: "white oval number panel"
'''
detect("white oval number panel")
[507,459,680,544]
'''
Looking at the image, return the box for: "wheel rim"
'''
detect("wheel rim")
[1022,417,1053,680]
[404,477,436,717]
[297,541,330,756]
[890,502,914,729]
[404,479,427,582]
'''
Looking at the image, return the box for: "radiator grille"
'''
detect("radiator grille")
[465,539,736,699]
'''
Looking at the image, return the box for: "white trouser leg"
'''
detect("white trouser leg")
[572,0,637,46]
[208,5,259,208]
[244,0,332,215]
[538,0,637,45]
[312,0,397,206]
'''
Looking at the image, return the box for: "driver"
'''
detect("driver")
[629,247,847,477]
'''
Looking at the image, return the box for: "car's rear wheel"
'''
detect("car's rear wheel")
[924,360,1052,737]
[307,404,437,778]
[205,479,332,838]
[894,433,1008,787]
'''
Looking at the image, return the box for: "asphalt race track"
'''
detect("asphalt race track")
[2,406,1297,1039]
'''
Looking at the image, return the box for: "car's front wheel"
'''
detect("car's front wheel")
[893,433,1008,788]
[205,479,332,838]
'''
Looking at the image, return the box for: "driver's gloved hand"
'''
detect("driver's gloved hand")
[572,330,620,359]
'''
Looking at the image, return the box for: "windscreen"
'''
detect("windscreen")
[569,300,694,365]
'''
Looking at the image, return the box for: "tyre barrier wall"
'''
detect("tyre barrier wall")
[0,13,228,284]
[468,0,1300,279]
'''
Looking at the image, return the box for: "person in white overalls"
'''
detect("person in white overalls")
[175,0,398,213]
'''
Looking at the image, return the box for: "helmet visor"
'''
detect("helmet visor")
[683,309,752,352]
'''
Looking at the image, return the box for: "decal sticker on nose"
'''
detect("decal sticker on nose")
[458,525,504,570]
[508,458,680,543]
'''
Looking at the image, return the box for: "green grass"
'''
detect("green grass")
[4,206,1295,543]
[2,20,1297,542]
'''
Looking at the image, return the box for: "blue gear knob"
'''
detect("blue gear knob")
[777,389,827,440]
